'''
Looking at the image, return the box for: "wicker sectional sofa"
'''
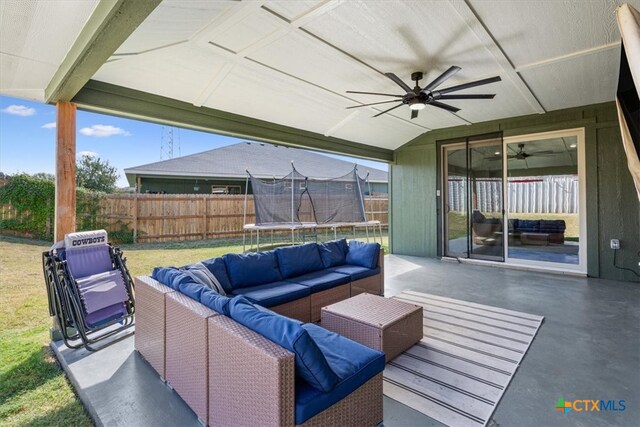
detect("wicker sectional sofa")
[135,239,385,426]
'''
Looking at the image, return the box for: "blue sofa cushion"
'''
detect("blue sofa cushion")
[538,220,566,233]
[177,281,207,301]
[327,265,380,281]
[516,220,539,233]
[201,257,233,293]
[295,323,386,424]
[345,241,380,269]
[199,288,231,316]
[287,270,351,293]
[151,267,192,290]
[223,251,282,289]
[228,297,339,392]
[317,239,348,268]
[275,243,324,278]
[231,281,310,308]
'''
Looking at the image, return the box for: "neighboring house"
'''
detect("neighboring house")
[124,142,388,195]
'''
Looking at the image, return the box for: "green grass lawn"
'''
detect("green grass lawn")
[0,232,388,425]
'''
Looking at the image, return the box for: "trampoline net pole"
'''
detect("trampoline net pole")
[355,167,367,223]
[291,162,295,245]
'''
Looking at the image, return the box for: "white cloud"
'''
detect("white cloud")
[77,151,98,159]
[79,124,130,137]
[41,122,56,129]
[2,105,36,116]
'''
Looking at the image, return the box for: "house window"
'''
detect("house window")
[211,185,241,194]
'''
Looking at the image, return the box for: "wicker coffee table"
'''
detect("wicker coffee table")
[321,293,423,362]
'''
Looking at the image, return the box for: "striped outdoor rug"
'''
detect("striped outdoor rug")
[383,291,544,427]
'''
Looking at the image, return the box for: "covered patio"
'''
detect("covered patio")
[2,0,639,426]
[52,256,639,426]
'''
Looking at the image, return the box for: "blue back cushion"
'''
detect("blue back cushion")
[275,243,324,278]
[151,267,192,290]
[200,289,231,316]
[223,251,282,289]
[345,241,380,269]
[538,220,566,233]
[317,239,348,268]
[201,257,233,293]
[177,281,206,301]
[517,220,539,232]
[228,297,339,392]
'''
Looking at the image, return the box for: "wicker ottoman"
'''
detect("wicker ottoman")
[321,293,423,362]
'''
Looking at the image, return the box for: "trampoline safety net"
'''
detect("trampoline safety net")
[249,167,368,226]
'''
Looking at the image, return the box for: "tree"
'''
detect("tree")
[76,155,119,193]
[31,172,55,181]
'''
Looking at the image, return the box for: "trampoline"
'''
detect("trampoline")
[242,165,382,251]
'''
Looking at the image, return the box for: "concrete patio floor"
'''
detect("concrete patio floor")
[53,255,640,427]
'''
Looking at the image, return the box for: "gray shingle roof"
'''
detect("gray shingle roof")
[124,142,388,182]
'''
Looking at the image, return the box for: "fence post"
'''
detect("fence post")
[133,193,138,243]
[202,195,207,240]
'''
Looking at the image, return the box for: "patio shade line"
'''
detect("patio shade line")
[424,326,528,352]
[422,335,520,364]
[422,312,536,337]
[387,362,497,405]
[413,343,514,376]
[401,291,544,322]
[400,352,506,390]
[72,80,395,162]
[418,306,539,334]
[423,316,533,344]
[395,296,539,329]
[384,377,486,425]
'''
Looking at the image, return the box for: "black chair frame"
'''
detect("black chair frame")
[43,244,135,351]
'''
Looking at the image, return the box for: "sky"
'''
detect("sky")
[0,95,388,188]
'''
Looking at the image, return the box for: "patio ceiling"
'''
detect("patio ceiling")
[1,0,637,154]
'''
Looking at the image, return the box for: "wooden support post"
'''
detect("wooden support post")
[51,102,76,341]
[54,102,76,242]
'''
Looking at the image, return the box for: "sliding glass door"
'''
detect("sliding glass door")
[444,144,469,258]
[504,129,586,272]
[441,129,586,273]
[442,134,504,261]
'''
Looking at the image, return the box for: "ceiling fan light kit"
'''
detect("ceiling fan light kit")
[346,66,501,119]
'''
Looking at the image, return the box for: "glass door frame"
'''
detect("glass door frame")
[440,134,505,261]
[502,128,587,273]
[442,141,470,258]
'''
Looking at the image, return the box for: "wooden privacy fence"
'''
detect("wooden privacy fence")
[99,194,388,243]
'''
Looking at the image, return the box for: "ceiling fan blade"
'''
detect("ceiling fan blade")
[384,73,413,93]
[428,101,460,113]
[372,102,404,118]
[438,76,502,95]
[346,90,404,97]
[529,150,560,155]
[438,94,496,100]
[424,65,461,92]
[411,109,419,120]
[346,99,406,109]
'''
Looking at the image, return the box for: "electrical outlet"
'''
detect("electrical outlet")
[610,239,620,250]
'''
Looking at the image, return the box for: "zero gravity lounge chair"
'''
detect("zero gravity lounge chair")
[43,230,135,351]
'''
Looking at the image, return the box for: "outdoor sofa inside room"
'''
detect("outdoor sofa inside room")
[135,239,386,426]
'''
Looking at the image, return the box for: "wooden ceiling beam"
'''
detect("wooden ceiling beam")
[45,0,161,103]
